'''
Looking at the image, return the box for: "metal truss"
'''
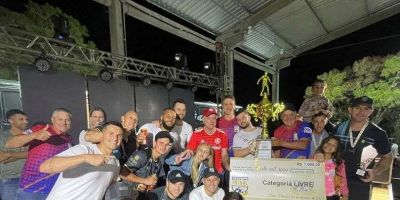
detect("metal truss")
[0,26,220,89]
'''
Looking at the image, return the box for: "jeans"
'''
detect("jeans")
[0,178,20,200]
[15,189,48,200]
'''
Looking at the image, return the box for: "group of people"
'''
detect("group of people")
[0,79,394,200]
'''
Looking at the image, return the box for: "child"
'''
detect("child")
[316,136,348,200]
[165,143,213,191]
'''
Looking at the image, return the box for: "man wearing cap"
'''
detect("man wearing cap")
[0,109,29,200]
[189,167,225,200]
[187,108,230,175]
[332,96,392,200]
[121,131,174,200]
[272,103,312,159]
[147,169,189,200]
[232,109,262,158]
[39,121,123,200]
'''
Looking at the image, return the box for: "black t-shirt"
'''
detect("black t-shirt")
[334,121,391,179]
[119,132,138,164]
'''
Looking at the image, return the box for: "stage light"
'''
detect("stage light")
[34,56,52,72]
[142,76,151,86]
[174,53,188,70]
[191,85,198,93]
[203,62,214,75]
[99,68,113,82]
[165,81,174,90]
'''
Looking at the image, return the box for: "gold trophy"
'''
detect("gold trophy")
[247,72,285,158]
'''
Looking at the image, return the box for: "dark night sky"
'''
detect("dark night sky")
[1,0,400,108]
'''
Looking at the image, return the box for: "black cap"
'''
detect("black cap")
[235,108,248,116]
[154,131,174,143]
[202,167,219,179]
[281,103,296,113]
[350,96,373,108]
[167,170,186,183]
[6,109,26,119]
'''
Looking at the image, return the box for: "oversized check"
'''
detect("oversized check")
[229,158,325,200]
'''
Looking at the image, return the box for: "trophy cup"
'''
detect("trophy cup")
[355,145,378,178]
[247,72,285,159]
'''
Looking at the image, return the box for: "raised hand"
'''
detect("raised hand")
[143,174,157,186]
[33,124,51,141]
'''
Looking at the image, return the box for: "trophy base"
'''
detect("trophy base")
[255,139,272,159]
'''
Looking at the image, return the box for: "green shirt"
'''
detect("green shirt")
[0,130,28,179]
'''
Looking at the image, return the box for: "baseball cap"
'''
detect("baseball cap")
[203,108,217,117]
[155,131,174,143]
[167,170,186,183]
[350,96,373,108]
[202,167,219,178]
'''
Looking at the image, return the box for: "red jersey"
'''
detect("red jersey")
[187,128,228,173]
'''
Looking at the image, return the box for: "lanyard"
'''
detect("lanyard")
[349,121,369,148]
[311,132,324,149]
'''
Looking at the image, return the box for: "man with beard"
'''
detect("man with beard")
[137,108,179,152]
[331,96,392,200]
[0,109,29,199]
[171,99,193,153]
[308,111,330,158]
[232,109,261,158]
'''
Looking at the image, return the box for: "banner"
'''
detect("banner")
[229,158,325,200]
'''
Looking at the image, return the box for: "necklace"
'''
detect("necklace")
[311,131,324,149]
[349,121,369,148]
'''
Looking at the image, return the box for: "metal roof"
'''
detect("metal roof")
[145,0,400,65]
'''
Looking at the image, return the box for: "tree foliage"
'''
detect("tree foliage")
[305,53,400,142]
[0,1,97,80]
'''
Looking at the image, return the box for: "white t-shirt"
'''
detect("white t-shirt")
[137,123,179,148]
[189,185,225,200]
[232,127,262,158]
[78,130,90,145]
[172,121,193,150]
[46,143,120,200]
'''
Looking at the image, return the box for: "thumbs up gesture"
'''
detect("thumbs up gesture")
[32,124,51,141]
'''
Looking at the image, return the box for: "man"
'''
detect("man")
[147,169,189,200]
[0,109,29,200]
[187,108,230,177]
[40,121,123,200]
[78,107,106,145]
[6,108,74,200]
[189,167,225,200]
[232,109,261,158]
[138,108,179,151]
[333,96,392,200]
[121,131,174,200]
[308,111,330,158]
[217,95,239,157]
[298,79,333,123]
[272,103,312,159]
[171,99,193,152]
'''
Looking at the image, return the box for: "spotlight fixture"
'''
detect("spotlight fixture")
[142,76,152,86]
[165,81,174,90]
[203,62,214,75]
[191,85,198,93]
[34,56,52,72]
[174,53,188,70]
[99,68,113,82]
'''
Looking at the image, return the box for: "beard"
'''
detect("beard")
[162,120,175,131]
[239,122,249,129]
